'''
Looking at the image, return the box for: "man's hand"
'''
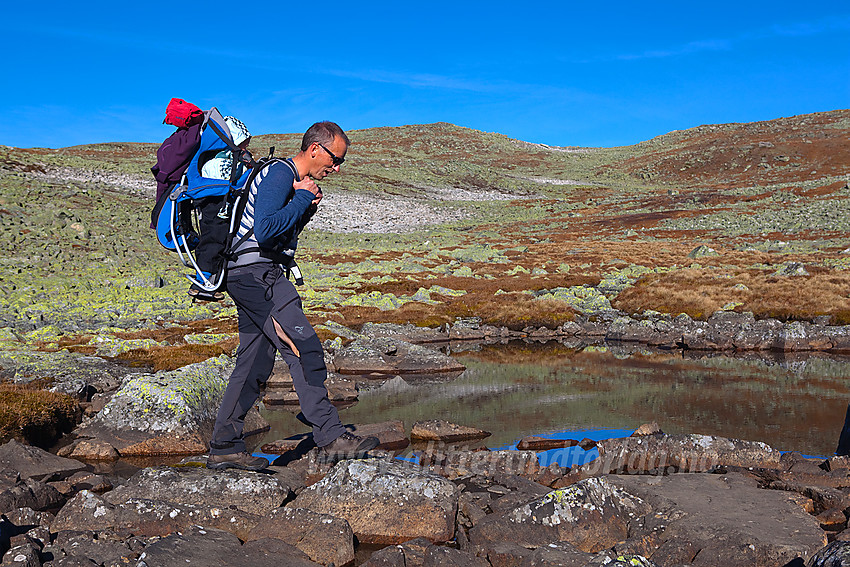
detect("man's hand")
[293,176,320,196]
[311,187,323,206]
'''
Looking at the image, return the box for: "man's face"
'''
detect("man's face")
[312,136,348,180]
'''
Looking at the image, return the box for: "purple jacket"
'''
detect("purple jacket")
[151,123,202,202]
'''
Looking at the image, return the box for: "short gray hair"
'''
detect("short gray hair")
[301,121,350,151]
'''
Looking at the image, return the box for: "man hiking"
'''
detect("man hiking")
[207,121,378,470]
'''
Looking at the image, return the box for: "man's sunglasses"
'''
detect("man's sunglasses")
[318,143,345,166]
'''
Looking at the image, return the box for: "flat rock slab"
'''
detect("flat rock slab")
[52,490,260,540]
[138,525,320,567]
[104,466,291,517]
[293,458,459,544]
[334,338,465,376]
[244,506,355,566]
[588,434,781,474]
[609,472,827,566]
[0,440,87,481]
[411,419,491,443]
[517,436,580,451]
[350,420,410,451]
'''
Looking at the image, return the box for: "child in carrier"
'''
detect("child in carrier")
[189,116,252,300]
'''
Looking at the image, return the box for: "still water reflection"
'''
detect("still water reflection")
[260,342,850,458]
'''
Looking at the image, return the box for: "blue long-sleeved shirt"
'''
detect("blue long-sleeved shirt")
[229,159,316,267]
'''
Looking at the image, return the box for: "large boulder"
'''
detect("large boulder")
[293,458,459,544]
[244,507,354,566]
[469,477,651,554]
[0,470,64,514]
[103,466,292,517]
[585,434,781,475]
[74,356,268,455]
[333,338,465,376]
[610,472,828,567]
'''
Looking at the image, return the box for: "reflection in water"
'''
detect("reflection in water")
[260,342,850,458]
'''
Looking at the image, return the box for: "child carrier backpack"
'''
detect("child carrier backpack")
[152,107,261,299]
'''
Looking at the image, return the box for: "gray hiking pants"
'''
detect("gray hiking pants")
[209,263,345,455]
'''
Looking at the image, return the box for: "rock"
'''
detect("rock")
[244,507,354,567]
[334,338,465,376]
[817,507,847,531]
[484,541,533,566]
[49,531,137,566]
[411,420,491,443]
[469,477,651,554]
[0,350,131,397]
[518,541,595,565]
[103,466,292,517]
[359,322,448,344]
[52,490,260,540]
[586,434,781,474]
[293,458,459,544]
[3,507,54,529]
[517,436,579,450]
[0,440,87,481]
[74,356,270,455]
[421,449,540,480]
[0,476,65,514]
[137,525,320,567]
[349,420,410,450]
[631,423,663,437]
[361,537,431,567]
[423,545,489,567]
[67,440,119,461]
[117,431,209,456]
[774,321,832,351]
[687,245,718,258]
[605,316,683,348]
[610,472,827,567]
[2,542,40,567]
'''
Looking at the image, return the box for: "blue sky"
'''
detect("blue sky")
[4,1,849,149]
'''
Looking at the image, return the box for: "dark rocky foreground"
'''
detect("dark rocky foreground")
[4,321,850,566]
[5,428,850,566]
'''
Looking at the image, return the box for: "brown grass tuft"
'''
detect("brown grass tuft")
[615,268,850,322]
[0,384,79,447]
[116,338,239,372]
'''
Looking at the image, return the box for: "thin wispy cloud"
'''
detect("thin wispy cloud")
[601,15,850,62]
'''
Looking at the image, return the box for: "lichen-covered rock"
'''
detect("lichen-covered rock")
[244,507,354,566]
[293,459,459,544]
[588,434,781,474]
[469,477,650,554]
[74,356,268,454]
[104,466,292,517]
[536,286,612,315]
[88,356,233,435]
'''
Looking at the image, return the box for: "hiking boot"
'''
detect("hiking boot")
[206,452,268,471]
[318,432,380,464]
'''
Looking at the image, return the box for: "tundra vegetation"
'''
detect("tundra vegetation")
[0,110,849,442]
